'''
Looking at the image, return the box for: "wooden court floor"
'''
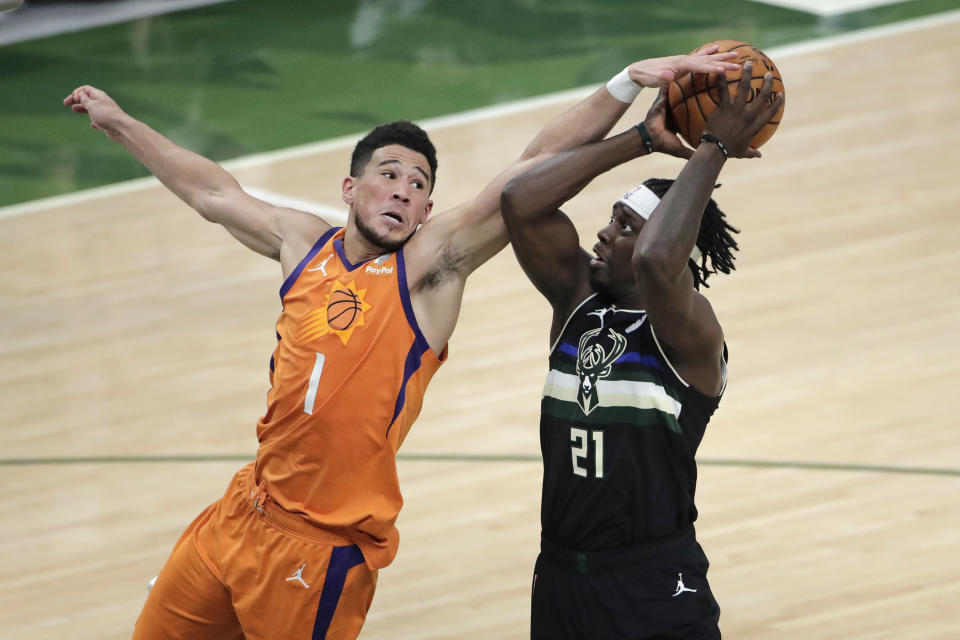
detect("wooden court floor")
[2,15,959,639]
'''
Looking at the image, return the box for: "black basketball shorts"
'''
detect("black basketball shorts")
[530,526,720,640]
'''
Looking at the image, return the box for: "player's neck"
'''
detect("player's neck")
[341,226,387,265]
[611,287,645,311]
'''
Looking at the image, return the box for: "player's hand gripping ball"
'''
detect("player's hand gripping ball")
[667,40,785,148]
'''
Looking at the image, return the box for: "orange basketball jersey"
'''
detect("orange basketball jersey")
[255,227,447,569]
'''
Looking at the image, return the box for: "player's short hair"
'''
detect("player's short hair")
[350,121,438,194]
[642,178,740,290]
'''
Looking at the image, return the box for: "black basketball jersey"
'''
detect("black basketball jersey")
[539,293,725,551]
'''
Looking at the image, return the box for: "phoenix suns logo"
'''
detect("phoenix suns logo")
[296,280,372,346]
[576,308,626,414]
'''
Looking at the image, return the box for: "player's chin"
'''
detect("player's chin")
[373,227,412,253]
[358,218,411,253]
[588,268,610,292]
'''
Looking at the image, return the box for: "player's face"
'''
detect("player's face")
[342,144,434,252]
[589,202,645,295]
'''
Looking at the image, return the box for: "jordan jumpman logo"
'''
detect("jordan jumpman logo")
[285,563,310,589]
[308,254,333,276]
[672,572,698,597]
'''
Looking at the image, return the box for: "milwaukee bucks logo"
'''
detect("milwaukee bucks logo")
[576,308,626,415]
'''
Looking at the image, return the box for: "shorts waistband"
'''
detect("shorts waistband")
[240,465,353,546]
[540,525,696,575]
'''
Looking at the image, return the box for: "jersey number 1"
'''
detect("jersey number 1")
[304,353,325,415]
[570,427,604,478]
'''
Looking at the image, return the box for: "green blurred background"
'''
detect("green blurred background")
[1,0,955,207]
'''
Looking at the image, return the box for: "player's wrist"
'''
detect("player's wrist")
[699,133,729,160]
[606,67,642,103]
[633,122,655,155]
[104,111,134,133]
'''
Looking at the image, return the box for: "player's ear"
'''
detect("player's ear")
[418,199,434,224]
[342,176,355,205]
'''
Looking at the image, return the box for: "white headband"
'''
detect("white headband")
[617,184,703,264]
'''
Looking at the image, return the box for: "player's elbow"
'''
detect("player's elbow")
[193,181,239,223]
[193,197,217,222]
[193,196,226,225]
[500,178,524,220]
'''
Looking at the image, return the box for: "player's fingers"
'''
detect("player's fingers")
[686,54,739,75]
[696,45,720,56]
[71,85,96,106]
[763,91,785,121]
[71,104,88,113]
[706,60,741,74]
[717,68,731,103]
[736,61,753,105]
[708,52,740,64]
[756,72,774,103]
[69,86,86,101]
[689,61,740,75]
[697,51,739,66]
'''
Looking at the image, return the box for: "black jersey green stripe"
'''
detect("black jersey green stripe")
[542,397,682,432]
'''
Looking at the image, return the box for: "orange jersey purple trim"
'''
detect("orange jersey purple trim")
[255,227,447,569]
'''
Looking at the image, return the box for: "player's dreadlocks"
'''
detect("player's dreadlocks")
[643,178,740,290]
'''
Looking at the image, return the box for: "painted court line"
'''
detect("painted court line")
[748,0,908,17]
[761,7,960,58]
[2,8,958,222]
[242,187,347,224]
[0,454,958,477]
[0,0,237,47]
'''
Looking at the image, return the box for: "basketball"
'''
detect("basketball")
[326,288,361,331]
[667,40,785,148]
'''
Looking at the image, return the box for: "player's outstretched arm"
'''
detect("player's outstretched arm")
[518,46,741,161]
[405,49,742,284]
[63,86,330,265]
[632,64,784,394]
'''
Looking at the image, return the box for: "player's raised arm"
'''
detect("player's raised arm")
[63,85,329,267]
[632,64,783,393]
[403,49,742,283]
[500,87,695,322]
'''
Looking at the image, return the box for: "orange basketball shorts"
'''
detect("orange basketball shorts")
[133,463,377,640]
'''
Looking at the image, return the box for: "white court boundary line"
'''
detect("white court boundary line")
[747,0,906,17]
[2,7,958,222]
[242,187,347,224]
[0,0,237,47]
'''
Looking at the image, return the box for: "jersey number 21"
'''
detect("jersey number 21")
[570,427,603,478]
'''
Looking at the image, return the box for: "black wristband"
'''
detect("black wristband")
[634,122,654,154]
[699,133,728,157]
